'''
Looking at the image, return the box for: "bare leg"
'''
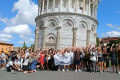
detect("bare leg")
[112,65,114,72]
[101,61,103,71]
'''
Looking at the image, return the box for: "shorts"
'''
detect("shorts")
[118,60,120,65]
[23,65,28,71]
[104,58,108,63]
[75,59,80,65]
[98,57,104,62]
[111,59,117,66]
[31,65,37,71]
[80,58,85,63]
[1,60,5,64]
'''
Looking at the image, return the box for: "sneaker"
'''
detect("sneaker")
[78,69,81,72]
[18,68,21,71]
[62,69,65,72]
[100,71,103,73]
[24,71,27,73]
[116,71,118,73]
[81,69,83,71]
[34,69,37,72]
[58,69,60,71]
[75,69,77,72]
[118,71,120,74]
[67,69,69,71]
[11,70,14,72]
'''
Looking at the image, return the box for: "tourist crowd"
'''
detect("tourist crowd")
[0,43,120,74]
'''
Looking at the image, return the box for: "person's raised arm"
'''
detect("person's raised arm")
[111,43,114,52]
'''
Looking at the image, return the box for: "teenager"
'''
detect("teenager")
[110,44,118,73]
[39,51,45,70]
[14,58,21,69]
[0,51,6,69]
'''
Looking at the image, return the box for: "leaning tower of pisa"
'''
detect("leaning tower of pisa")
[34,0,99,49]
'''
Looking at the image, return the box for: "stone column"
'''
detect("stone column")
[94,33,97,43]
[82,0,85,14]
[86,30,91,47]
[42,0,45,14]
[53,0,55,12]
[47,0,49,13]
[88,0,91,16]
[75,0,78,12]
[38,0,42,15]
[42,26,47,48]
[56,27,61,50]
[92,4,94,18]
[95,7,98,19]
[35,28,39,49]
[73,27,78,48]
[60,0,62,11]
[68,0,70,12]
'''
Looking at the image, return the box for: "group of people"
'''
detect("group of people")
[0,43,120,74]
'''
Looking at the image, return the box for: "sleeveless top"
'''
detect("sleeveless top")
[98,53,102,57]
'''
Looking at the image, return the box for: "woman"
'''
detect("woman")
[85,48,90,72]
[103,46,109,72]
[97,47,104,73]
[39,51,45,70]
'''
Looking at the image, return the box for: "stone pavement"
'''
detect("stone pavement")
[0,68,120,80]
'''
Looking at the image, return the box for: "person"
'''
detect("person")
[14,58,21,69]
[110,44,118,73]
[0,51,6,69]
[118,46,120,74]
[85,47,90,72]
[74,47,83,72]
[6,60,21,72]
[97,46,104,73]
[90,47,98,73]
[103,45,109,72]
[39,51,45,70]
[24,58,40,73]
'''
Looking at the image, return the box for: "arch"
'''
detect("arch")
[45,17,59,27]
[46,19,57,31]
[45,33,56,43]
[77,19,89,29]
[37,19,45,29]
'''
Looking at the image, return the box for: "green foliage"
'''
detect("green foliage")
[22,42,27,49]
[96,37,99,47]
[31,44,34,52]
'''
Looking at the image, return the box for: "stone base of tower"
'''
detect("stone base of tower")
[35,12,98,49]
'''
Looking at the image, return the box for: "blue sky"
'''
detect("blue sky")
[0,0,120,47]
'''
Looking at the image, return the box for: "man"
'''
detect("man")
[6,60,20,72]
[0,51,6,69]
[15,58,21,69]
[118,49,120,74]
[11,51,17,61]
[110,44,118,73]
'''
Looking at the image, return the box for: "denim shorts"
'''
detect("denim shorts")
[75,59,80,65]
[98,57,104,62]
[1,60,5,64]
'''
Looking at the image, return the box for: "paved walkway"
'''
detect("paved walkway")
[0,68,120,80]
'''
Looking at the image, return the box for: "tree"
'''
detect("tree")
[96,37,99,47]
[23,42,27,49]
[31,44,34,52]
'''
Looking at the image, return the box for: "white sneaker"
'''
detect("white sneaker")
[62,69,65,72]
[11,70,14,72]
[78,69,81,72]
[24,71,27,73]
[118,71,120,74]
[58,69,60,71]
[75,69,77,72]
[34,69,37,72]
[18,68,21,71]
[67,69,69,71]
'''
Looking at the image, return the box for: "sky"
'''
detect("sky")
[0,0,120,47]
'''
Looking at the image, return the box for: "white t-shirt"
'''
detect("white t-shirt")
[15,61,20,65]
[6,61,13,67]
[1,53,6,60]
[90,51,98,61]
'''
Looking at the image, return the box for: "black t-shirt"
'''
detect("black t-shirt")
[11,53,17,61]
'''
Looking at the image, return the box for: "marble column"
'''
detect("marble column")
[88,0,91,16]
[47,0,49,13]
[60,0,62,11]
[73,27,78,48]
[92,4,94,18]
[86,30,91,47]
[82,0,85,14]
[42,0,45,14]
[75,0,78,12]
[56,27,61,50]
[42,26,47,48]
[94,33,97,43]
[53,0,55,12]
[35,28,39,49]
[68,0,70,12]
[95,7,98,19]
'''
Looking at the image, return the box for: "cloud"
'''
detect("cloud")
[106,24,117,28]
[102,31,120,37]
[0,0,38,26]
[18,35,34,44]
[0,34,13,42]
[2,24,33,36]
[116,11,120,13]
